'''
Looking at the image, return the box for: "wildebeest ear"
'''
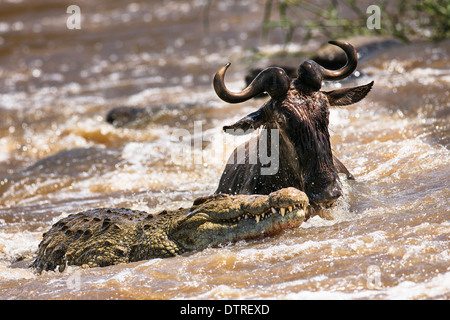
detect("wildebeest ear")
[223,108,267,135]
[324,81,374,106]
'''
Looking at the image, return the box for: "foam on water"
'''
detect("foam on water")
[0,139,10,163]
[0,231,40,261]
[278,271,450,299]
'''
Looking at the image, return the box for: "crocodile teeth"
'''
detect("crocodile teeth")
[255,215,260,223]
[288,206,293,212]
[280,207,285,217]
[271,207,277,214]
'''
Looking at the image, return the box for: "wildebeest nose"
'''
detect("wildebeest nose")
[310,187,342,207]
[324,188,342,207]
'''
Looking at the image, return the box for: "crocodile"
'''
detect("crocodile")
[32,187,308,272]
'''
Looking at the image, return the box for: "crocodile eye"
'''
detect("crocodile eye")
[193,197,209,206]
[215,194,229,199]
[193,194,228,206]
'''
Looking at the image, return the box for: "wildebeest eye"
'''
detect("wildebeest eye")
[276,114,286,126]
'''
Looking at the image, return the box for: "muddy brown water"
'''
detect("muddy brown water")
[0,1,448,299]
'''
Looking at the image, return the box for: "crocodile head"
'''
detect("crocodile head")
[31,187,308,272]
[170,187,308,252]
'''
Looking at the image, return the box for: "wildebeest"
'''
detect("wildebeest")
[214,41,373,209]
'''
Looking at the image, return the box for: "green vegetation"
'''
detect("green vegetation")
[262,0,450,44]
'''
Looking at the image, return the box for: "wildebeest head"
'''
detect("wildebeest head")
[214,41,373,208]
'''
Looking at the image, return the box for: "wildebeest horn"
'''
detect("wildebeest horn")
[214,63,291,103]
[320,40,358,81]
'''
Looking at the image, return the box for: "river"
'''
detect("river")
[0,0,448,299]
